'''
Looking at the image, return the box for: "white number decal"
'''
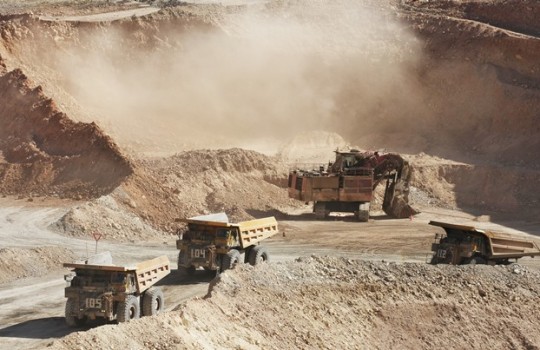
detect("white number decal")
[437,249,447,259]
[85,298,102,309]
[191,249,206,259]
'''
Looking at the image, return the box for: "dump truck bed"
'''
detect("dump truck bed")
[236,217,279,249]
[64,255,171,294]
[185,215,279,249]
[430,221,540,259]
[62,263,129,271]
[132,255,171,293]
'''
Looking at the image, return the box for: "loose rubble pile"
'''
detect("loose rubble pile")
[0,64,133,199]
[0,246,74,283]
[50,195,168,242]
[116,149,298,231]
[51,257,540,350]
[47,148,299,239]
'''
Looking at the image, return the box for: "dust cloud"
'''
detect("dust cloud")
[55,1,423,155]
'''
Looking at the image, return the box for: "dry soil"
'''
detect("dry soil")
[0,0,539,349]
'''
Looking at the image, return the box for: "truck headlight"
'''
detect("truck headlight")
[64,273,74,283]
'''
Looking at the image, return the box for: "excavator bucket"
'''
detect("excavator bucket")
[382,163,418,218]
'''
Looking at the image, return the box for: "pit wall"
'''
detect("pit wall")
[0,61,133,199]
[383,3,540,168]
[412,163,540,220]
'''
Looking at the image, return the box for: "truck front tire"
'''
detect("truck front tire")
[468,256,487,265]
[178,250,196,278]
[248,246,269,266]
[117,295,140,323]
[178,265,196,278]
[221,249,240,272]
[65,298,87,327]
[142,287,164,317]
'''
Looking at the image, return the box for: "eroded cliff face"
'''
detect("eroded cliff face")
[0,61,133,199]
[395,0,540,166]
[0,2,539,218]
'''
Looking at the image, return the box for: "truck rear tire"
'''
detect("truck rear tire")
[117,295,140,323]
[355,210,369,222]
[314,202,327,220]
[468,256,487,265]
[221,249,240,272]
[248,246,269,266]
[65,298,87,327]
[142,287,164,317]
[355,202,370,222]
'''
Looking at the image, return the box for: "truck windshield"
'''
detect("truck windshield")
[188,230,214,242]
[217,229,230,238]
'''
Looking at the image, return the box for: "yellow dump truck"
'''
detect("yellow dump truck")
[176,213,279,275]
[429,221,540,265]
[63,253,170,326]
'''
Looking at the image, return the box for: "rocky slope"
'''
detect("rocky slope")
[51,257,540,350]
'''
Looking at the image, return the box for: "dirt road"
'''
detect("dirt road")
[1,199,540,349]
[39,7,160,22]
[0,198,207,349]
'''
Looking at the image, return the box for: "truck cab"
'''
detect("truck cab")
[431,228,488,265]
[177,221,238,272]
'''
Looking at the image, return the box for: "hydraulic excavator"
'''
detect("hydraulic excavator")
[288,149,417,221]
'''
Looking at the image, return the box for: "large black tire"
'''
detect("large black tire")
[65,298,87,327]
[429,255,438,265]
[468,256,487,265]
[117,295,140,323]
[248,246,269,266]
[355,210,369,222]
[314,202,327,220]
[142,287,164,317]
[221,249,240,272]
[178,265,196,277]
[355,202,370,222]
[177,251,183,268]
[244,247,252,264]
[177,251,196,278]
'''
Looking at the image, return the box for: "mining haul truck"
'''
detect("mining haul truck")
[177,213,279,276]
[63,252,170,326]
[288,149,416,221]
[429,221,540,265]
